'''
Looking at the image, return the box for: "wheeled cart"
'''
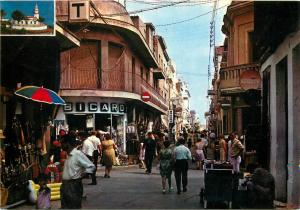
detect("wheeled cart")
[200,164,235,208]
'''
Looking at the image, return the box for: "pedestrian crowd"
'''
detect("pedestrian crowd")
[139,130,245,196]
[36,129,118,209]
[37,128,275,209]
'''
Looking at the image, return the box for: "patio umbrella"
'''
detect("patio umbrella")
[15,86,65,105]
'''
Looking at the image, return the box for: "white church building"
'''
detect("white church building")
[11,4,48,31]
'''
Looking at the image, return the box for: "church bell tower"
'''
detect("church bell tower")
[34,3,39,20]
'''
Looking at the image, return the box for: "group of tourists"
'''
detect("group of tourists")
[192,131,244,172]
[138,130,245,195]
[139,132,192,195]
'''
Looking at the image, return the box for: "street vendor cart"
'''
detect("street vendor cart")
[200,161,235,209]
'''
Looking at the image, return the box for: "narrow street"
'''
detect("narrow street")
[83,166,203,209]
[21,165,205,209]
[1,1,299,209]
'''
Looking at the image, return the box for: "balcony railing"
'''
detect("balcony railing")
[153,66,166,80]
[60,55,168,111]
[219,63,260,90]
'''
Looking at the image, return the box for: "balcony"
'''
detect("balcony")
[219,63,260,94]
[60,54,168,112]
[133,73,168,111]
[153,67,166,80]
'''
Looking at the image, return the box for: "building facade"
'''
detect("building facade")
[254,1,300,207]
[55,0,169,152]
[214,1,263,168]
[0,21,80,205]
[208,46,224,134]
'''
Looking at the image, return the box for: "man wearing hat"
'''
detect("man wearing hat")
[60,134,95,209]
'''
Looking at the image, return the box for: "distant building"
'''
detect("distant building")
[11,3,48,31]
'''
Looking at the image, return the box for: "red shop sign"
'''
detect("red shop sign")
[141,92,151,102]
[240,70,261,90]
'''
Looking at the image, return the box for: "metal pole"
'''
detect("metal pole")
[110,113,113,136]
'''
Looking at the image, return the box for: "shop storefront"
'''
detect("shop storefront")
[55,97,127,152]
[0,25,80,207]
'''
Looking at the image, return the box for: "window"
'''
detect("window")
[108,42,123,69]
[154,79,158,90]
[248,32,253,63]
[140,67,144,80]
[146,71,150,83]
[132,57,135,91]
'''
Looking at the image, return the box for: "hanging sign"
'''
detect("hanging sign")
[168,110,174,124]
[69,0,90,22]
[240,70,261,90]
[141,92,151,102]
[207,90,216,95]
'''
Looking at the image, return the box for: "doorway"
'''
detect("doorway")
[66,114,87,131]
[262,67,271,169]
[275,56,288,202]
[95,114,125,152]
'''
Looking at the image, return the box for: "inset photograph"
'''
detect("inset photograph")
[0,0,55,36]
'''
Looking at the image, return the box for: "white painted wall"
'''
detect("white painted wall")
[261,29,300,207]
[11,25,47,31]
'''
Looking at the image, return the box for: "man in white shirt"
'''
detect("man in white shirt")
[88,131,101,184]
[174,137,192,194]
[82,132,98,185]
[61,134,95,209]
[87,131,101,166]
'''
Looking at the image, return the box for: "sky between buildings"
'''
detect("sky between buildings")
[127,0,231,123]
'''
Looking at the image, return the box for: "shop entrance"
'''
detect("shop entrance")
[66,113,125,152]
[66,114,87,131]
[95,114,111,132]
[95,114,125,152]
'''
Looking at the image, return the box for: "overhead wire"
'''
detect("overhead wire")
[155,4,228,27]
[102,0,191,16]
[127,0,218,6]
